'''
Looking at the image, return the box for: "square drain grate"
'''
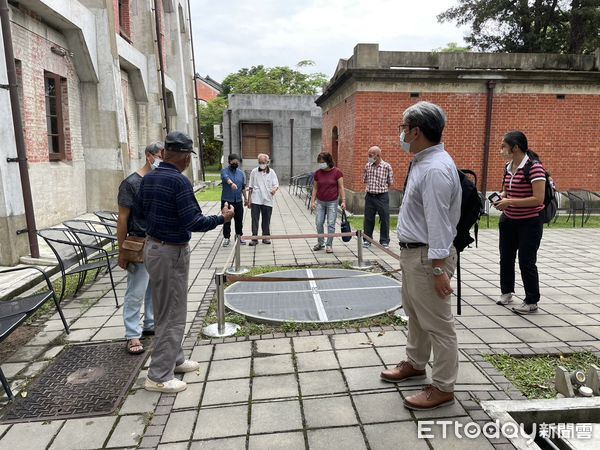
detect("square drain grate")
[1,341,149,423]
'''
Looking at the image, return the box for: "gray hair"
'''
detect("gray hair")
[403,101,447,143]
[145,141,164,156]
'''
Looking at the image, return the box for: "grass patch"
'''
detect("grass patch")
[204,172,221,182]
[195,186,222,202]
[348,214,600,232]
[484,352,600,399]
[201,264,406,338]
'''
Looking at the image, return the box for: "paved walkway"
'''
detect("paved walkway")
[1,186,599,449]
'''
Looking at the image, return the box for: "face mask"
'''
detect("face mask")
[368,157,376,165]
[318,163,328,170]
[259,163,267,170]
[400,130,412,153]
[151,157,162,170]
[230,163,238,170]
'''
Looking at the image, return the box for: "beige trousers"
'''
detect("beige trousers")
[401,246,458,392]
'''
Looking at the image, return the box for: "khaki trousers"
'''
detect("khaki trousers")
[144,240,190,382]
[401,246,458,392]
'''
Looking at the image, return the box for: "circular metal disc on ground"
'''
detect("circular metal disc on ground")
[225,268,402,324]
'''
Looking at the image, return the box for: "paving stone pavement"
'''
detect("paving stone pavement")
[1,186,600,449]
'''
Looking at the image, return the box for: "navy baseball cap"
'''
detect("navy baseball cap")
[165,131,196,153]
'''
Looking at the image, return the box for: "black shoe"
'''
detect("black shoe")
[263,240,271,244]
[249,241,258,246]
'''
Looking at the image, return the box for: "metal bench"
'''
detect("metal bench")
[0,266,70,399]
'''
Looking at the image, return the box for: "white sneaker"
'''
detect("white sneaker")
[362,241,371,248]
[512,302,538,315]
[497,293,514,305]
[174,359,201,373]
[223,238,230,247]
[144,377,187,393]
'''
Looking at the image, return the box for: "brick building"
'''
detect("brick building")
[195,74,222,104]
[0,0,199,264]
[316,44,600,213]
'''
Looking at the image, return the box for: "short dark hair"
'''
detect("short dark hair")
[403,101,447,144]
[317,152,334,168]
[228,153,241,162]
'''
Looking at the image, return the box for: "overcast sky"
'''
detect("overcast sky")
[189,0,467,82]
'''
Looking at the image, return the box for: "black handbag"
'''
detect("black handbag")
[340,209,352,242]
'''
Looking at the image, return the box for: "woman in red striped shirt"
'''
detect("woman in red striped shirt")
[492,131,546,314]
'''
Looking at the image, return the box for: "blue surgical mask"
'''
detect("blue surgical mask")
[151,157,162,169]
[318,163,328,170]
[400,131,411,153]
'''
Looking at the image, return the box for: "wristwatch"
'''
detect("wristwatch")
[432,267,445,277]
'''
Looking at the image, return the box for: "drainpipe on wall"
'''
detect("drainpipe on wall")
[186,0,204,181]
[481,80,496,195]
[0,0,39,258]
[290,118,294,178]
[153,0,170,133]
[227,109,232,157]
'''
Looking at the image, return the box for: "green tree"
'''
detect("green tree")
[199,96,228,168]
[438,0,600,54]
[433,42,471,52]
[221,62,328,96]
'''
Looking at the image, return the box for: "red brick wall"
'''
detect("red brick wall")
[322,91,600,192]
[114,0,132,41]
[12,27,80,164]
[196,80,220,102]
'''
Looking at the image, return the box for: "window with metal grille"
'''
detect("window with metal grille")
[44,72,65,160]
[241,123,272,159]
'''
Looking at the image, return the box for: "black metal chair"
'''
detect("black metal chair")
[37,228,119,307]
[63,219,118,257]
[0,266,70,399]
[568,189,600,226]
[94,210,118,224]
[0,314,27,399]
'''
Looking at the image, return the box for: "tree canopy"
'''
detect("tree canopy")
[438,0,600,54]
[221,62,328,96]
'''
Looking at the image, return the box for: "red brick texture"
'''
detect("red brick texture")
[321,91,600,193]
[196,80,220,103]
[13,27,80,164]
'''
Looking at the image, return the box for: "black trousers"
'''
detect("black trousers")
[363,192,390,244]
[221,200,244,238]
[499,213,544,304]
[251,203,273,241]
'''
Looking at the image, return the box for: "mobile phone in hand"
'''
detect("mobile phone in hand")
[488,192,502,204]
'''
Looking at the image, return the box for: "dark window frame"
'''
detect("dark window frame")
[44,71,66,161]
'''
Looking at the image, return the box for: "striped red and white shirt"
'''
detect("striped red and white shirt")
[363,160,394,194]
[502,154,546,220]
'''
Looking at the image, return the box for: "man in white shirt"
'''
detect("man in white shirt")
[247,154,279,245]
[379,101,462,411]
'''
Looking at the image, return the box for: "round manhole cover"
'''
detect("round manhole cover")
[67,367,105,384]
[225,268,402,323]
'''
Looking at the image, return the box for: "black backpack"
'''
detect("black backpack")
[453,169,484,253]
[453,169,483,316]
[522,155,558,224]
[502,152,557,224]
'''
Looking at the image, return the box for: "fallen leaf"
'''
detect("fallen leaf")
[378,331,385,337]
[20,391,27,398]
[311,346,320,352]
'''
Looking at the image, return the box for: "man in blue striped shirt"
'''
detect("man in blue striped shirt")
[139,131,233,393]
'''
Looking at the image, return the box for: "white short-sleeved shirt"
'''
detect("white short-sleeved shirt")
[249,167,279,207]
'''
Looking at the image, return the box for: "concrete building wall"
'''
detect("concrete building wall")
[318,44,600,213]
[222,95,322,181]
[0,0,198,264]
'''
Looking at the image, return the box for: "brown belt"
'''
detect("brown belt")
[147,236,189,247]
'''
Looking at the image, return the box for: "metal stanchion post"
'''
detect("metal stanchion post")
[202,272,240,337]
[351,230,372,270]
[225,236,249,275]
